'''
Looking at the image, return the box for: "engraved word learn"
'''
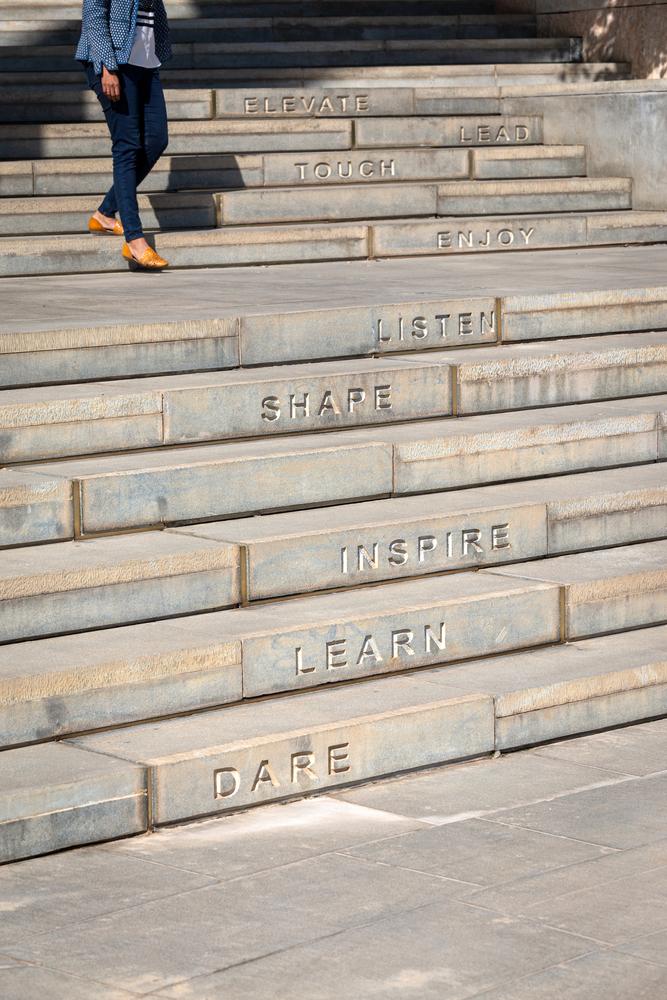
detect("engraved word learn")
[295,622,447,676]
[341,524,511,575]
[261,385,392,422]
[214,743,351,799]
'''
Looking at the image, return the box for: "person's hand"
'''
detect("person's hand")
[101,66,121,101]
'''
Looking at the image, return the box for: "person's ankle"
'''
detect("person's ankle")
[127,237,150,258]
[94,210,116,224]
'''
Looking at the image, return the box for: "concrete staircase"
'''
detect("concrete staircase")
[0,0,666,864]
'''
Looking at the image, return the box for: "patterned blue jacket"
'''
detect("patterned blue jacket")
[76,0,171,74]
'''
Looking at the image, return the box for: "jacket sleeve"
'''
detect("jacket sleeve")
[87,0,119,73]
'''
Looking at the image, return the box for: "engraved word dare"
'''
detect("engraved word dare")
[294,622,447,676]
[213,743,351,798]
[261,384,392,422]
[340,523,511,575]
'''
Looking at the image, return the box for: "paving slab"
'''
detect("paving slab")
[458,950,667,1000]
[2,852,469,993]
[17,430,393,535]
[0,742,146,863]
[0,529,240,642]
[335,744,625,822]
[533,716,667,777]
[148,894,590,1000]
[175,464,666,599]
[0,965,139,1000]
[0,614,242,747]
[342,815,611,895]
[68,676,495,823]
[485,539,667,639]
[109,796,424,881]
[617,928,667,968]
[416,625,667,749]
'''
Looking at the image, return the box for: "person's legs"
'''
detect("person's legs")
[87,64,145,240]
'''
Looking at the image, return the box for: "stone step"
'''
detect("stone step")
[175,463,667,601]
[4,621,665,862]
[2,463,664,639]
[4,396,663,541]
[412,624,667,750]
[0,571,560,745]
[1,146,587,200]
[0,354,457,463]
[0,15,539,47]
[0,1,501,18]
[485,540,667,640]
[0,38,583,72]
[0,530,241,644]
[0,114,543,160]
[0,62,630,88]
[2,334,666,464]
[1,179,633,237]
[0,87,216,124]
[3,210,667,277]
[216,178,631,226]
[0,741,146,863]
[4,265,667,386]
[64,619,665,830]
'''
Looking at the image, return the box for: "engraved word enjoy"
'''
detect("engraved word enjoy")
[294,622,447,676]
[261,385,392,422]
[244,94,370,115]
[295,158,396,182]
[438,227,535,250]
[213,743,351,798]
[340,524,511,575]
[375,309,496,345]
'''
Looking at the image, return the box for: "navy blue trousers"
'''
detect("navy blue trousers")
[86,62,168,241]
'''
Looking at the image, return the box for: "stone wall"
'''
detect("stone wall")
[497,1,667,79]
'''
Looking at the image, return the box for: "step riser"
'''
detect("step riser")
[2,149,585,199]
[4,401,663,541]
[3,340,666,464]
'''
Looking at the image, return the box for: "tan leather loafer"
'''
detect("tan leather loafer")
[122,243,169,271]
[88,215,124,236]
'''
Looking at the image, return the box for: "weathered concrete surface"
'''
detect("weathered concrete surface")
[418,625,667,748]
[0,616,242,747]
[436,176,631,215]
[225,571,561,695]
[177,463,666,599]
[0,317,239,389]
[445,332,667,413]
[69,678,495,824]
[178,488,547,599]
[472,143,586,178]
[0,531,240,643]
[380,398,663,494]
[0,468,73,547]
[355,114,543,148]
[0,742,146,863]
[20,431,393,535]
[485,540,667,639]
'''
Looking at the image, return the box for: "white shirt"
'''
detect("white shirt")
[128,1,161,68]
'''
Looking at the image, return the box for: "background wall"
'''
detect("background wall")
[496,0,667,78]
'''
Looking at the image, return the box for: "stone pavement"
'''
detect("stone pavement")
[1,717,665,999]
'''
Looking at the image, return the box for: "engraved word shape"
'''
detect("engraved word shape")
[261,385,392,422]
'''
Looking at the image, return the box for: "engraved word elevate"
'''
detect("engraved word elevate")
[340,524,511,575]
[244,94,370,115]
[261,385,392,421]
[294,622,447,676]
[213,743,351,798]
